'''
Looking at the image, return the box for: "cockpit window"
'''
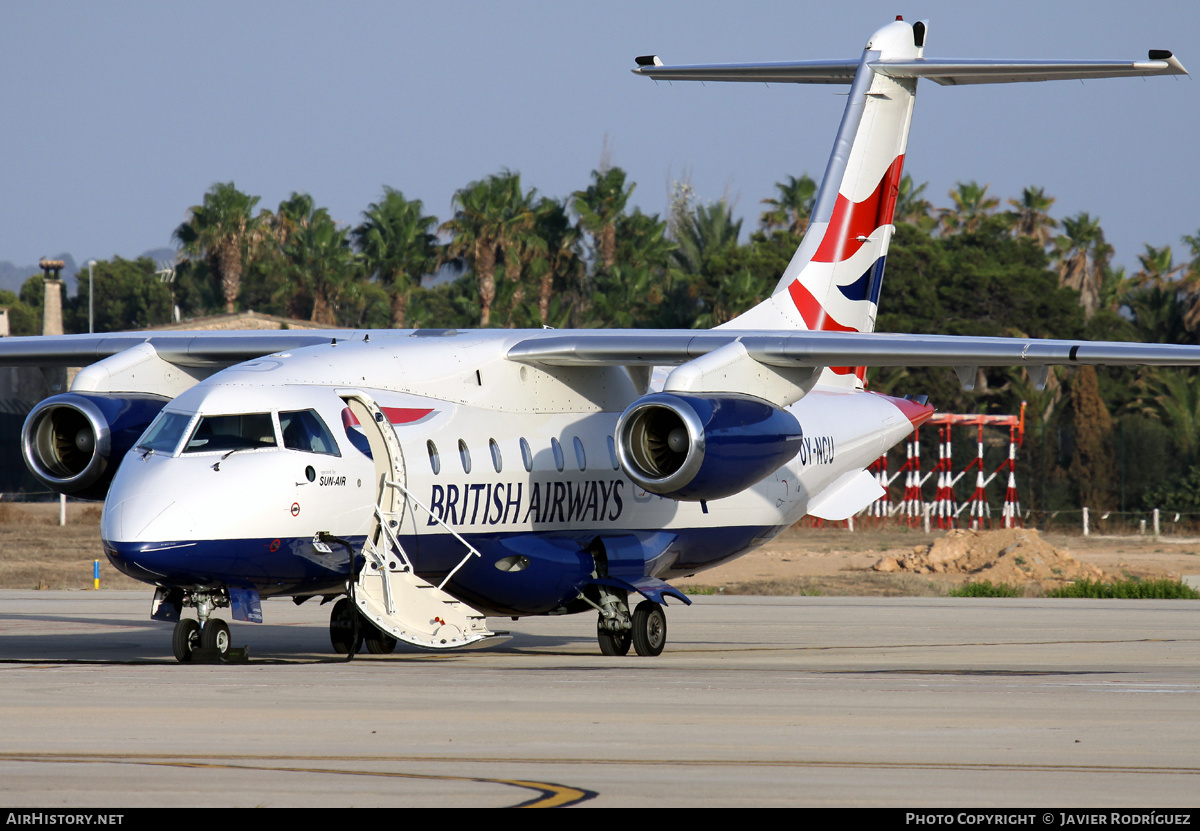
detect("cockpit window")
[183,413,276,453]
[137,411,193,455]
[280,409,340,456]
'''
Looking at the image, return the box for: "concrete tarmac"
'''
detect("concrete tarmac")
[1,590,1198,807]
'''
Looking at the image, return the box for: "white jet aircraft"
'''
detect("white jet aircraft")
[1,18,1194,661]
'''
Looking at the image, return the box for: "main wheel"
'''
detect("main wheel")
[631,601,666,657]
[597,619,632,656]
[201,618,231,656]
[172,618,200,663]
[364,630,397,654]
[329,598,363,655]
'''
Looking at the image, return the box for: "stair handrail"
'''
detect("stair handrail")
[383,477,483,590]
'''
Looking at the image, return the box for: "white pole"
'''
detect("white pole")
[59,494,66,526]
[1153,508,1160,538]
[1082,506,1089,536]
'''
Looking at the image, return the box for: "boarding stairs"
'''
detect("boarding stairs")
[340,391,500,650]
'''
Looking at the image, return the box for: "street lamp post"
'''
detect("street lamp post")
[88,260,96,334]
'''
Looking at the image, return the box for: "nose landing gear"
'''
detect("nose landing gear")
[166,589,241,663]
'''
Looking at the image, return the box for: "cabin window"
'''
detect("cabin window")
[458,439,472,473]
[427,440,441,475]
[489,438,503,473]
[279,409,340,456]
[573,436,586,471]
[183,413,276,454]
[551,437,564,472]
[520,437,533,472]
[607,435,620,470]
[137,411,192,456]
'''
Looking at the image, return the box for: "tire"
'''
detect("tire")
[201,618,231,655]
[329,598,362,655]
[631,601,666,657]
[172,618,200,663]
[364,630,397,654]
[597,622,632,656]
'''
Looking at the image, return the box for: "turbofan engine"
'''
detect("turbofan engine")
[22,393,168,500]
[614,392,803,501]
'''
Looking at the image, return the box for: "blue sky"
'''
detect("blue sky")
[2,0,1196,276]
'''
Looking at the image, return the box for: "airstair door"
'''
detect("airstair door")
[338,391,499,650]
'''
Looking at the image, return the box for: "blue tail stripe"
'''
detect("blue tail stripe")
[836,255,887,305]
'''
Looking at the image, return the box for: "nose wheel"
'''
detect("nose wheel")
[172,618,232,662]
[172,619,200,662]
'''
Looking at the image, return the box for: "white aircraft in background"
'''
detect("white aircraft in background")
[1,18,1193,662]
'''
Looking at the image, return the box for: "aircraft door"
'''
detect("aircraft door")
[338,391,408,533]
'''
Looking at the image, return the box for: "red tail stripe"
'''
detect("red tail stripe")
[341,406,434,428]
[787,280,857,333]
[812,154,906,264]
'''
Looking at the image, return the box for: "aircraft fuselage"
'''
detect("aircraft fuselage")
[100,330,919,617]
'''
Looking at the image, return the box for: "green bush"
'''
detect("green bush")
[1046,578,1200,599]
[948,580,1025,597]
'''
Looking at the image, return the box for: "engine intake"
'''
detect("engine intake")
[22,393,169,500]
[615,392,803,501]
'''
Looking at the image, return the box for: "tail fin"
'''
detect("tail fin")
[632,19,1188,387]
[730,19,922,357]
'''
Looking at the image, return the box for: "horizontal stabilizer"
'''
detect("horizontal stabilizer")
[873,55,1188,85]
[633,59,860,84]
[633,55,1187,85]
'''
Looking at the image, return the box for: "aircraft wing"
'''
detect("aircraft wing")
[506,330,1200,369]
[632,54,1187,85]
[0,330,388,367]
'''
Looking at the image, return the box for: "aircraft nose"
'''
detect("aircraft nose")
[103,493,198,541]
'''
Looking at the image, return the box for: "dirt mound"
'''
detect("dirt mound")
[872,527,1107,588]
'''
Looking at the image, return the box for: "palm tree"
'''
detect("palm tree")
[937,181,999,235]
[759,174,816,235]
[1135,368,1200,461]
[1053,213,1111,319]
[281,214,358,325]
[1126,283,1189,345]
[573,167,635,273]
[1182,230,1200,334]
[894,175,935,230]
[441,171,537,326]
[1006,186,1058,248]
[672,199,742,275]
[1133,244,1184,288]
[532,197,581,325]
[353,188,438,328]
[172,182,265,313]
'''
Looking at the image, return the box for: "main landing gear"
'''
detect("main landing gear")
[594,589,667,657]
[328,597,397,656]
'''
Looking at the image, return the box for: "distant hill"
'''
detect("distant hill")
[0,249,176,298]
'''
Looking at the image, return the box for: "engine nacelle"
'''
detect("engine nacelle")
[615,392,803,501]
[22,392,169,500]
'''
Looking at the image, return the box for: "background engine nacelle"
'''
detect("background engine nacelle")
[22,392,168,500]
[615,392,803,501]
